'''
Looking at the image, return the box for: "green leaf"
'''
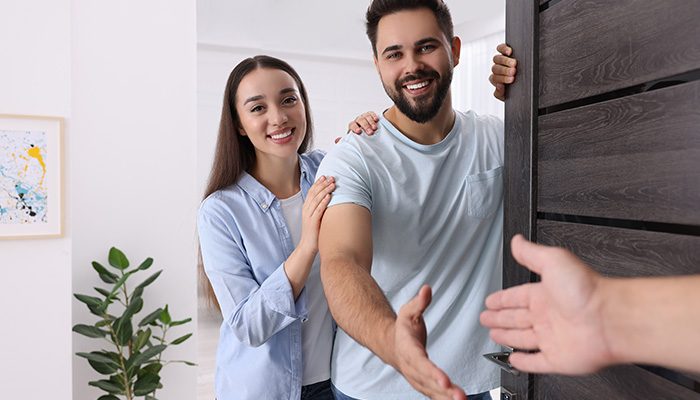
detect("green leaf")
[132,286,144,300]
[76,352,119,365]
[169,318,192,327]
[141,362,163,376]
[89,359,119,375]
[114,316,133,346]
[74,294,103,307]
[129,344,167,367]
[94,287,113,299]
[72,324,108,339]
[109,272,132,297]
[96,319,111,328]
[170,359,197,366]
[159,305,171,325]
[145,395,158,400]
[124,297,144,319]
[87,303,108,317]
[170,333,192,345]
[93,261,118,283]
[108,247,130,270]
[135,270,162,291]
[89,379,124,394]
[97,395,120,400]
[134,328,152,352]
[138,257,154,271]
[133,373,160,396]
[138,308,163,327]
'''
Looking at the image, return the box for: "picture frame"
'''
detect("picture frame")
[0,114,64,239]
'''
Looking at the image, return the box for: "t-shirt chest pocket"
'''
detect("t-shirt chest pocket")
[465,166,503,218]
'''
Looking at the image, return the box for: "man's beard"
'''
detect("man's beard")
[383,67,453,124]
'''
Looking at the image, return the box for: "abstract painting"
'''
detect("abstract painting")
[0,115,63,238]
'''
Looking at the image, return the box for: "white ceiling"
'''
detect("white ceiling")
[198,0,505,60]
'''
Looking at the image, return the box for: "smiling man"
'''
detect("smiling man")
[314,1,505,399]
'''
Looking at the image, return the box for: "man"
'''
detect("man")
[480,234,700,376]
[316,1,513,399]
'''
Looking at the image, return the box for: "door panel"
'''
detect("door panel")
[539,0,700,107]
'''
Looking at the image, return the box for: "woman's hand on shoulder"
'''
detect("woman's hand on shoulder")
[299,176,336,254]
[335,111,380,143]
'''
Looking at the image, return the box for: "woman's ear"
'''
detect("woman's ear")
[238,126,247,137]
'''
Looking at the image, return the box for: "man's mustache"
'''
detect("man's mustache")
[397,70,440,87]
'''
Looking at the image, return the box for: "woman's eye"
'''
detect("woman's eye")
[250,105,264,113]
[282,96,298,105]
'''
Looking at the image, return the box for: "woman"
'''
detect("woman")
[197,55,372,400]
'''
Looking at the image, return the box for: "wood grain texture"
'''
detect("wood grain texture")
[535,365,700,400]
[539,0,700,107]
[537,82,700,225]
[503,0,539,397]
[537,219,700,277]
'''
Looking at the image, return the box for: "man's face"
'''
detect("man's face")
[374,8,459,123]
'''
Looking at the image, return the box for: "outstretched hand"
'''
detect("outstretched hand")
[489,43,517,101]
[394,285,467,400]
[479,235,614,375]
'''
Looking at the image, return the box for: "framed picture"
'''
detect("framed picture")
[0,114,63,238]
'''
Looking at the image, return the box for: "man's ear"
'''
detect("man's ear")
[451,36,462,67]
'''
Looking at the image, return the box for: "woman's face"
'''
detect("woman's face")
[235,67,307,161]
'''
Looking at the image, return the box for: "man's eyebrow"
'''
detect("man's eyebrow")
[243,95,264,105]
[381,44,402,56]
[415,37,440,47]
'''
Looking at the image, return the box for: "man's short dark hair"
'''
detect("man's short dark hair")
[366,0,454,56]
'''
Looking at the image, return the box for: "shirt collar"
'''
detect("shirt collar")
[236,154,313,213]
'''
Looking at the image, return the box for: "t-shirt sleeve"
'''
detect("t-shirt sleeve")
[315,139,372,211]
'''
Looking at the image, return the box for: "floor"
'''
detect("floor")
[196,297,502,400]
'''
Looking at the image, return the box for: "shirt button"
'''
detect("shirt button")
[302,317,308,323]
[261,203,268,210]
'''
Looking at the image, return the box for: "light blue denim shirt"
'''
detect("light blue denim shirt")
[198,150,326,400]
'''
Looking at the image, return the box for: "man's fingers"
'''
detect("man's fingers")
[496,43,512,56]
[493,54,517,68]
[489,328,540,350]
[480,308,533,330]
[508,351,553,374]
[401,284,432,317]
[510,234,551,275]
[491,64,516,78]
[484,282,533,310]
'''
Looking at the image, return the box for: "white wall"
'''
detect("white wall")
[0,1,198,399]
[0,1,72,398]
[71,1,198,399]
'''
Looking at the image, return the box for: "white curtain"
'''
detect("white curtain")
[452,31,505,120]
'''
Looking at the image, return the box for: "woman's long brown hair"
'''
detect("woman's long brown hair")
[198,55,314,310]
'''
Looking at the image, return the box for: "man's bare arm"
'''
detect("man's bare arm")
[319,203,466,400]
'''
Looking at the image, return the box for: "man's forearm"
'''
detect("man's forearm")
[602,275,700,372]
[320,255,399,367]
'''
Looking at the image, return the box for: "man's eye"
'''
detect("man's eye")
[419,45,435,53]
[387,52,401,60]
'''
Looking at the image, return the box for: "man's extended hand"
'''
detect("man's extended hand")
[394,285,467,400]
[479,235,614,375]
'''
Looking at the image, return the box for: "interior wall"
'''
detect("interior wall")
[70,1,198,399]
[0,1,72,398]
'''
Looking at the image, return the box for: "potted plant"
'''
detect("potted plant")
[73,247,194,400]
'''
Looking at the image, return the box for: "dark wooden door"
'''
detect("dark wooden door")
[502,0,700,398]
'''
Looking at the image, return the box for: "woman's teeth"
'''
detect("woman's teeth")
[270,130,292,140]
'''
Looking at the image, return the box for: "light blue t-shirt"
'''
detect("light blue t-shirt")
[316,110,503,399]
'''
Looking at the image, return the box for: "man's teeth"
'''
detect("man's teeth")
[406,81,429,90]
[270,130,292,140]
